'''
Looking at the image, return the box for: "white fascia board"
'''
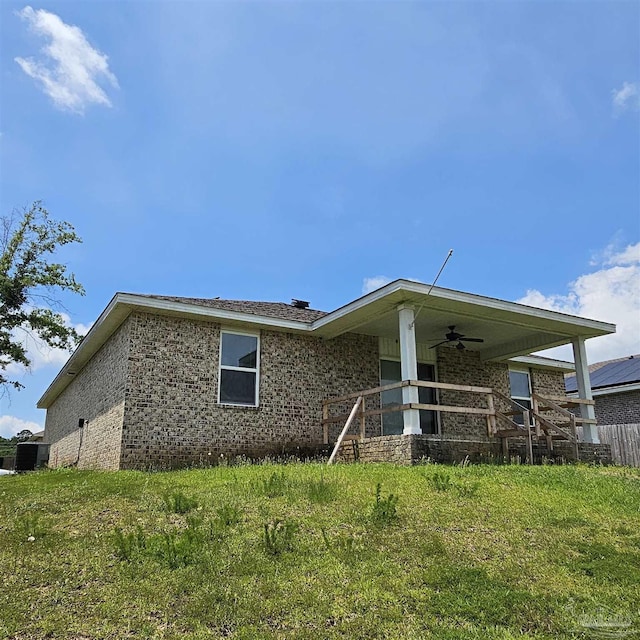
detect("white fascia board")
[509,355,576,372]
[37,293,313,408]
[567,382,640,397]
[311,279,616,337]
[37,293,129,408]
[398,281,615,334]
[120,294,313,333]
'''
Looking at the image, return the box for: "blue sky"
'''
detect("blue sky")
[1,1,639,437]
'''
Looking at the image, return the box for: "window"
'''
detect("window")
[509,369,532,426]
[218,331,259,406]
[379,359,438,435]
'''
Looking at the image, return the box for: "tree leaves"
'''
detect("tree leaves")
[0,202,84,391]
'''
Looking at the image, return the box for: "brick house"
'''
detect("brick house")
[566,355,640,425]
[39,280,615,470]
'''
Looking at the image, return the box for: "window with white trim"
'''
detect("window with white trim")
[509,369,532,426]
[218,330,259,406]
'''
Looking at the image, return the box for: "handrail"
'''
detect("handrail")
[491,389,531,413]
[328,396,362,465]
[322,384,581,457]
[324,379,493,406]
[542,395,595,406]
[532,393,597,424]
[323,379,496,442]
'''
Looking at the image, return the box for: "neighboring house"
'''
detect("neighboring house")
[38,280,615,470]
[566,355,640,425]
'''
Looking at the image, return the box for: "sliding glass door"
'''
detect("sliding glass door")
[380,360,438,435]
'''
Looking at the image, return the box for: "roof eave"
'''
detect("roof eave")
[311,279,616,338]
[508,355,576,372]
[37,293,313,408]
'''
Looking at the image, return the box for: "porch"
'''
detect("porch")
[322,379,609,465]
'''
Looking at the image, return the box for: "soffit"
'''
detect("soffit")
[311,280,615,362]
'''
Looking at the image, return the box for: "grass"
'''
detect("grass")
[1,463,639,639]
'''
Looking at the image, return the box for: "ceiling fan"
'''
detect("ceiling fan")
[429,325,485,350]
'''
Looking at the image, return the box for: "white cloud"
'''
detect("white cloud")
[15,6,118,114]
[362,276,392,294]
[0,415,42,439]
[606,242,640,266]
[612,81,640,113]
[518,242,640,363]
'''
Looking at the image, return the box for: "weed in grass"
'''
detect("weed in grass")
[163,490,198,514]
[455,480,480,498]
[306,473,337,503]
[151,530,199,569]
[215,503,242,526]
[429,471,453,492]
[263,519,298,555]
[421,531,448,557]
[256,471,289,498]
[14,512,47,542]
[113,525,147,561]
[370,483,399,527]
[321,528,363,562]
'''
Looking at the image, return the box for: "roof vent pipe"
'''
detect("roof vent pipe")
[291,299,310,309]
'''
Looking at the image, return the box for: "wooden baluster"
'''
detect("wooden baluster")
[524,410,533,465]
[486,393,496,436]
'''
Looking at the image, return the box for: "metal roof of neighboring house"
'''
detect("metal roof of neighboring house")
[141,295,328,322]
[565,355,640,392]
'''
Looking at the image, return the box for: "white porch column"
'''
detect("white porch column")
[572,337,599,444]
[398,304,421,435]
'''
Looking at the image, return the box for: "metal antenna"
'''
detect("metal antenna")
[410,249,454,327]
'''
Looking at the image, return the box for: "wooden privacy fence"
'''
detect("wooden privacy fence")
[578,423,640,467]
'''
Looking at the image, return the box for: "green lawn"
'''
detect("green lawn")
[1,463,639,639]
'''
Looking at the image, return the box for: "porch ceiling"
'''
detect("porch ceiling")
[312,280,615,362]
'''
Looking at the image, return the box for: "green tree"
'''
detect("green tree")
[0,202,85,390]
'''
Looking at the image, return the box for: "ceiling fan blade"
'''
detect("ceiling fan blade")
[459,337,484,343]
[429,340,449,349]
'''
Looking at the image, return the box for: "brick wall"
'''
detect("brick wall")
[436,347,510,439]
[45,318,131,470]
[353,435,504,464]
[341,434,611,465]
[120,312,379,469]
[530,368,565,397]
[593,390,640,425]
[507,441,612,465]
[529,368,568,423]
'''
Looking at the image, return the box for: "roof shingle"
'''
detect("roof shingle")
[139,295,328,323]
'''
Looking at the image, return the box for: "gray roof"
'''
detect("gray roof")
[565,355,640,392]
[140,295,328,323]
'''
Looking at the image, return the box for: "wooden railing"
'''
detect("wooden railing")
[322,382,595,464]
[322,380,496,444]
